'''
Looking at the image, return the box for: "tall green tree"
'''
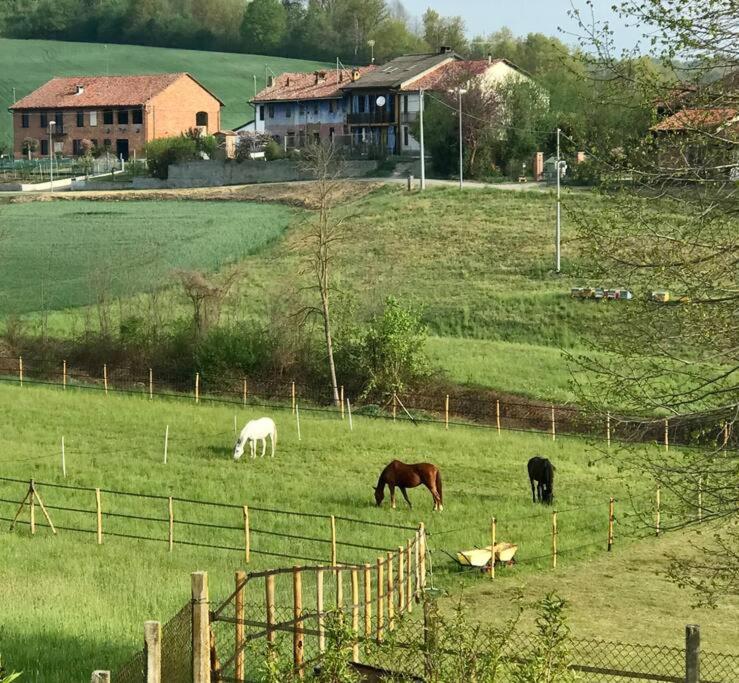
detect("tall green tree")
[240,0,287,54]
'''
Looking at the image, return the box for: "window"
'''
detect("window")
[103,110,114,125]
[299,103,305,116]
[76,111,84,127]
[90,138,98,148]
[72,139,82,155]
[89,111,98,127]
[117,110,129,125]
[328,100,335,114]
[403,126,409,147]
[403,95,409,113]
[313,102,319,115]
[132,109,143,125]
[259,105,265,121]
[329,127,335,143]
[40,139,48,155]
[358,96,366,113]
[268,105,275,119]
[40,112,48,128]
[195,111,208,127]
[21,113,29,128]
[285,105,293,117]
[103,138,112,149]
[55,112,63,129]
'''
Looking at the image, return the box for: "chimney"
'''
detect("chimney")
[75,84,85,95]
[351,69,360,82]
[439,46,452,54]
[267,76,274,87]
[286,76,291,86]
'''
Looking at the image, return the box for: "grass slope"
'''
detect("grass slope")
[0,382,700,681]
[0,200,297,314]
[0,37,330,149]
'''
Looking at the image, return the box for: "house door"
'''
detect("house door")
[115,138,130,160]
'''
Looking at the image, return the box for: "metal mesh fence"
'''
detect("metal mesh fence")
[0,354,735,452]
[113,600,192,683]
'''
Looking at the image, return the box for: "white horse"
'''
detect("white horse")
[233,417,277,460]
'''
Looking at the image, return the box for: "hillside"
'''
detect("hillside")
[0,37,331,149]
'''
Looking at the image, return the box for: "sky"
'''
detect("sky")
[400,0,645,52]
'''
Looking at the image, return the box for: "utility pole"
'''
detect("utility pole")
[48,120,56,192]
[457,88,464,189]
[419,89,426,191]
[555,126,561,273]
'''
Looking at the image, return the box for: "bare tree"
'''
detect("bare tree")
[176,267,241,338]
[296,143,349,407]
[568,0,738,606]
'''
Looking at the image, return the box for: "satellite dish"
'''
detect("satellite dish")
[376,96,386,107]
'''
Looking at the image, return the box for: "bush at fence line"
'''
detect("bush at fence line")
[0,655,22,683]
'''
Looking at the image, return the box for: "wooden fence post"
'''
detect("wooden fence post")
[336,567,344,611]
[243,378,247,406]
[398,546,405,613]
[63,360,67,390]
[664,418,669,452]
[293,566,304,678]
[386,551,395,631]
[608,497,614,551]
[167,497,174,552]
[656,485,661,536]
[191,571,211,683]
[551,510,558,569]
[551,405,556,441]
[148,368,153,400]
[698,478,703,523]
[235,570,246,683]
[61,436,66,478]
[606,412,611,448]
[406,540,413,612]
[392,392,397,422]
[291,381,296,415]
[376,557,384,642]
[363,563,372,639]
[243,505,250,563]
[351,567,360,662]
[266,574,276,657]
[330,515,337,565]
[414,530,421,599]
[340,386,345,419]
[103,364,108,396]
[18,356,23,386]
[317,568,325,653]
[685,624,700,683]
[95,488,102,545]
[195,372,200,404]
[144,620,162,683]
[296,403,301,441]
[445,394,449,430]
[419,523,426,589]
[496,399,501,435]
[163,425,169,465]
[347,399,353,431]
[490,517,496,579]
[90,672,110,683]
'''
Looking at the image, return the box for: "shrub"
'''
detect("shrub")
[143,135,198,179]
[264,139,285,161]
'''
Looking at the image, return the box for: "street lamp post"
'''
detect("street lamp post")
[555,127,561,273]
[367,39,375,64]
[48,120,56,192]
[448,87,467,189]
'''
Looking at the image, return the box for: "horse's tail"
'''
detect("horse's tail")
[435,468,443,504]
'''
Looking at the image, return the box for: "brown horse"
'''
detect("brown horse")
[374,460,443,511]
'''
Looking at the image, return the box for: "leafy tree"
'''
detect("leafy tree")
[240,0,287,54]
[358,296,429,397]
[143,135,198,179]
[21,137,38,160]
[569,0,738,606]
[422,8,467,53]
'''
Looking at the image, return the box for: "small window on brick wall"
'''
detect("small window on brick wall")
[77,111,84,127]
[132,109,143,125]
[103,110,113,125]
[21,113,29,128]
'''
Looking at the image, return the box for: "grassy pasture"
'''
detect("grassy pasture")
[0,381,693,681]
[0,200,297,314]
[0,37,330,149]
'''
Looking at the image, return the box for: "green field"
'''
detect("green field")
[0,380,698,681]
[0,37,330,149]
[0,200,297,314]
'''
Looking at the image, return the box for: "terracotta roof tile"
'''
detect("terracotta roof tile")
[651,108,738,131]
[400,60,495,91]
[10,73,219,110]
[253,67,377,103]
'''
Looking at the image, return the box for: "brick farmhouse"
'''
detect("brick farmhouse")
[9,73,223,160]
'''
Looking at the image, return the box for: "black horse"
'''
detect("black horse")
[527,456,555,504]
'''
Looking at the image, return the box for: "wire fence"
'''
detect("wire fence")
[0,354,736,453]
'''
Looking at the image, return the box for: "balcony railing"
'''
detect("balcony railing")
[347,111,396,125]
